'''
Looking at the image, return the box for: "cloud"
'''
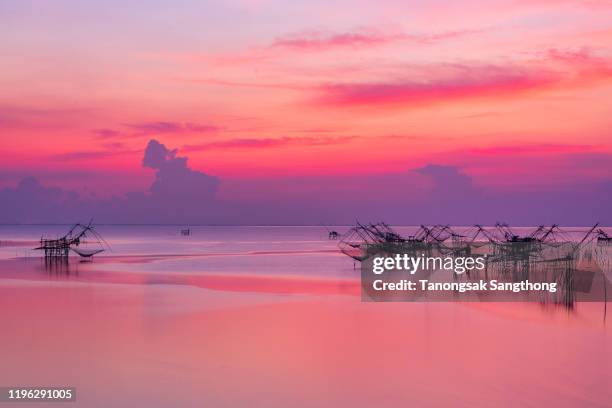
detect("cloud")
[182,136,358,152]
[272,29,479,51]
[92,122,220,140]
[0,177,80,223]
[413,164,481,218]
[415,164,474,190]
[1,140,611,225]
[92,128,122,139]
[0,140,220,224]
[198,27,481,68]
[434,145,612,190]
[318,66,557,106]
[51,151,120,161]
[467,143,602,156]
[126,121,219,134]
[316,49,612,107]
[272,30,400,50]
[49,143,137,162]
[142,139,178,168]
[141,139,219,204]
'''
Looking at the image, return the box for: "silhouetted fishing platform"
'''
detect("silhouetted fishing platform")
[34,222,108,259]
[338,222,604,261]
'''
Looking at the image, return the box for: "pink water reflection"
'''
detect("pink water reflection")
[0,226,610,407]
[0,275,610,407]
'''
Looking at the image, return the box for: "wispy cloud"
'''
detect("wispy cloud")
[50,144,138,161]
[318,66,556,106]
[271,28,480,51]
[125,121,219,134]
[316,49,612,107]
[182,135,359,151]
[197,27,482,68]
[468,143,603,156]
[93,128,122,139]
[92,121,220,139]
[50,150,132,161]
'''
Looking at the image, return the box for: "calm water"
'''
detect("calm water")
[0,225,348,275]
[0,225,610,407]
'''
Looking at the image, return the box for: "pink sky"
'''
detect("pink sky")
[1,0,611,224]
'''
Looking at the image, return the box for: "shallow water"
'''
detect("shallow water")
[0,226,610,407]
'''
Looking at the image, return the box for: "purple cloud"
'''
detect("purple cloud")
[182,136,358,151]
[92,122,220,141]
[126,122,219,134]
[1,140,611,225]
[142,139,219,203]
[318,66,556,106]
[317,49,612,107]
[92,128,122,139]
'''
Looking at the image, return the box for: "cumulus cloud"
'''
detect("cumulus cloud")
[415,164,474,191]
[0,140,219,224]
[142,139,219,203]
[0,177,79,223]
[0,141,611,225]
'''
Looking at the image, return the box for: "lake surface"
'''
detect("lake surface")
[0,225,610,407]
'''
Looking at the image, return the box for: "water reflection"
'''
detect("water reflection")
[476,242,610,310]
[363,241,611,317]
[42,256,81,277]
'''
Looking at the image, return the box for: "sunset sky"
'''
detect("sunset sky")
[1,0,611,224]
